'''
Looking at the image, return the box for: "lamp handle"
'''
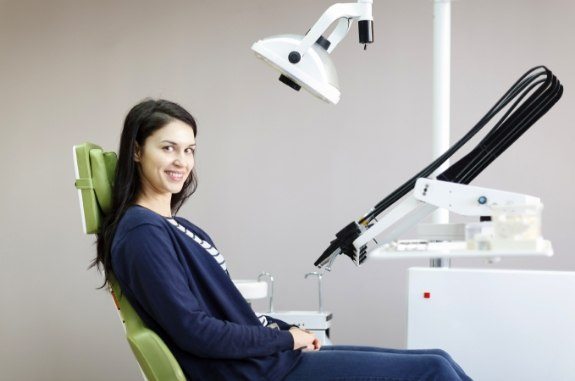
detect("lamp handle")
[295,1,373,58]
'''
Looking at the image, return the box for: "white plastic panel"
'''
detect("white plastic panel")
[232,280,268,300]
[408,267,575,381]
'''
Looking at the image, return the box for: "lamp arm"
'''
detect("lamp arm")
[326,18,352,54]
[296,1,373,58]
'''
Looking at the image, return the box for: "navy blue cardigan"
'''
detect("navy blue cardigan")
[111,206,301,380]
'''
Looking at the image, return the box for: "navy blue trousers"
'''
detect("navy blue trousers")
[283,345,473,381]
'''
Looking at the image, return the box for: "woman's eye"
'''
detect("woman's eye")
[163,146,174,152]
[185,148,195,154]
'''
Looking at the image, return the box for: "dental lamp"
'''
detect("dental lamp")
[251,0,374,104]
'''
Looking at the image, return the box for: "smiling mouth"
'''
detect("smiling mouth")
[165,170,185,181]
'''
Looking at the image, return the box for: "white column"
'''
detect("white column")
[431,0,451,268]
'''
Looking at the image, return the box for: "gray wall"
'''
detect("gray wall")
[1,0,574,380]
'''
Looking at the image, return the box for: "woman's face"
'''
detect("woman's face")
[135,119,196,199]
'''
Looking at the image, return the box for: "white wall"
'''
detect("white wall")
[1,0,574,379]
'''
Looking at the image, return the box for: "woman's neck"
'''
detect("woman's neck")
[134,194,172,217]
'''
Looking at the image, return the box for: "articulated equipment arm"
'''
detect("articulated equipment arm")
[314,66,563,269]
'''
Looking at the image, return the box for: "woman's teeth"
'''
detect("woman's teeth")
[166,171,184,181]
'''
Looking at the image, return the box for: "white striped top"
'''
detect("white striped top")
[166,217,228,273]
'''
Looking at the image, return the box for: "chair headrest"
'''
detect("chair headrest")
[73,143,117,234]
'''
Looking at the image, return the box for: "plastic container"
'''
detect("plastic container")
[465,222,494,250]
[492,204,542,241]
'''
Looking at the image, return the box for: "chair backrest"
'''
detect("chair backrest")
[73,142,186,381]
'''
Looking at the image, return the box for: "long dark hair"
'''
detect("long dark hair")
[93,99,198,286]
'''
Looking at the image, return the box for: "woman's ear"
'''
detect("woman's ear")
[134,142,141,162]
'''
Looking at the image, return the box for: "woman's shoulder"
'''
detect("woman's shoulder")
[115,205,168,237]
[111,205,173,255]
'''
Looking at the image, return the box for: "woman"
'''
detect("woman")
[95,99,472,381]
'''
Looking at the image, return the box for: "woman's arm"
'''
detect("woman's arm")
[113,223,294,360]
[261,315,298,330]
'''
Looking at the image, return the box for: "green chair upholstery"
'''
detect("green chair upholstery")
[73,143,186,381]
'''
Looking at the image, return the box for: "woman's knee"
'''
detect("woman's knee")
[426,348,451,360]
[425,355,462,380]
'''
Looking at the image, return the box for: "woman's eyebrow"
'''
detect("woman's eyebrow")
[161,140,196,147]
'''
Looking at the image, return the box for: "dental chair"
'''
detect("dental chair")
[73,142,186,381]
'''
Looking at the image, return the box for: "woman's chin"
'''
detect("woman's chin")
[169,187,184,194]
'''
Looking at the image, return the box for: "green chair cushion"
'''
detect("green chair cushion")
[73,143,117,233]
[74,142,186,381]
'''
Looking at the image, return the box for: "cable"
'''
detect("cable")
[361,66,555,225]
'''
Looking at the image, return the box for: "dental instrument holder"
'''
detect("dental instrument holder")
[314,66,562,269]
[320,180,552,265]
[367,179,552,260]
[257,272,275,313]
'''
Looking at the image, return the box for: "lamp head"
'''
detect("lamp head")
[252,34,340,104]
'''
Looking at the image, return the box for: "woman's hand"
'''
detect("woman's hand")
[289,327,321,351]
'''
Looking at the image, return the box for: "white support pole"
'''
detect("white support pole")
[431,0,451,268]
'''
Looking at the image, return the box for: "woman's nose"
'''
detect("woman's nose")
[173,153,185,167]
